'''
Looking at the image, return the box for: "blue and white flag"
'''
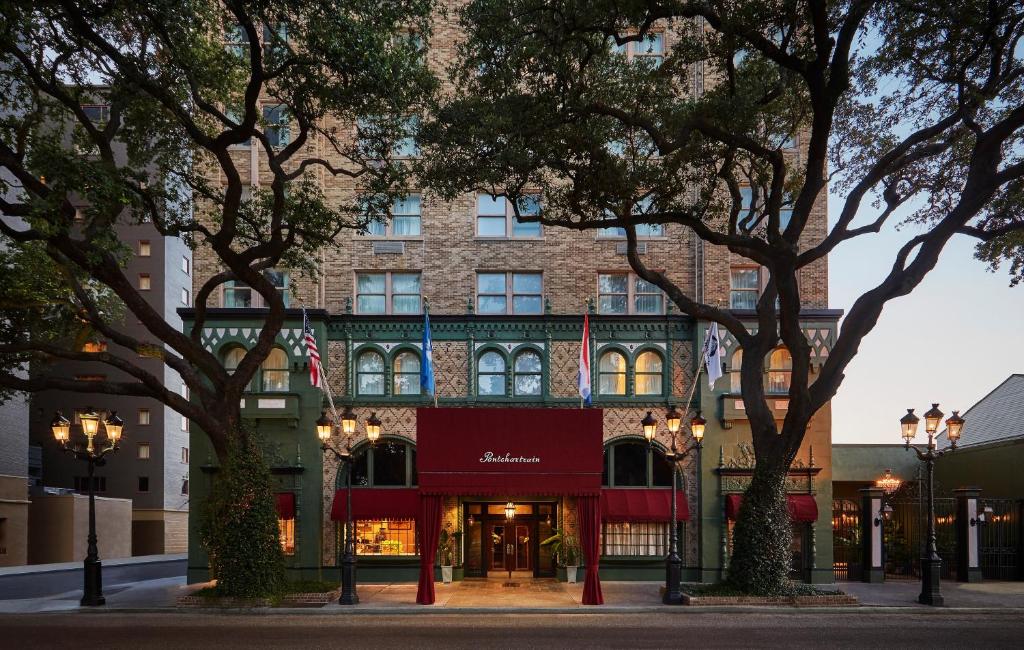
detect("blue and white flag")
[704,322,723,389]
[421,307,435,399]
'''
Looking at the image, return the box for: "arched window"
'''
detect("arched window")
[730,349,743,393]
[477,351,506,396]
[634,351,663,395]
[768,348,792,393]
[222,346,250,391]
[392,351,421,396]
[513,350,542,396]
[261,347,289,392]
[602,441,674,487]
[346,438,418,488]
[598,350,626,395]
[357,350,385,395]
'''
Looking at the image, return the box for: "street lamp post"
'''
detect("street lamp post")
[317,407,379,606]
[899,404,963,606]
[50,408,123,606]
[642,407,704,605]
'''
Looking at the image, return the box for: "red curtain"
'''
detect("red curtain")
[416,494,443,605]
[578,495,603,605]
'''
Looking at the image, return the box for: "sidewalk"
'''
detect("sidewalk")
[3,576,1024,614]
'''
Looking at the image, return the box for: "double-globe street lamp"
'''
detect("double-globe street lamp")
[899,403,964,606]
[641,407,706,604]
[50,408,124,606]
[316,406,382,605]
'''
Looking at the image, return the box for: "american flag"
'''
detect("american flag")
[302,308,323,389]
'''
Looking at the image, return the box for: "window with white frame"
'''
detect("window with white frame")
[392,116,419,158]
[611,32,664,66]
[261,347,290,392]
[475,194,542,238]
[80,104,110,125]
[356,350,386,395]
[262,104,290,148]
[767,348,792,394]
[729,266,760,310]
[598,350,627,395]
[634,350,664,395]
[476,272,542,314]
[365,195,421,237]
[392,351,421,396]
[355,272,421,314]
[598,198,664,238]
[597,273,664,314]
[601,522,673,556]
[513,350,543,396]
[222,270,290,308]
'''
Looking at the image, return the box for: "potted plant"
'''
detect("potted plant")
[540,529,580,583]
[439,527,455,583]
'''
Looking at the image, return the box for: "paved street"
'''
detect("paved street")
[1,610,1022,648]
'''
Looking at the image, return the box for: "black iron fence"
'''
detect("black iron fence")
[979,498,1022,581]
[882,497,956,580]
[832,499,861,581]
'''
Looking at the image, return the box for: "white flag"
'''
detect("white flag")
[704,322,723,389]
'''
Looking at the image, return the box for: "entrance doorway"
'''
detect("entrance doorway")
[463,501,557,578]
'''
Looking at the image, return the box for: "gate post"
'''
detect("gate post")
[954,486,983,583]
[860,487,885,583]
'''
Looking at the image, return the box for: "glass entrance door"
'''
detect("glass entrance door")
[487,522,533,572]
[463,502,556,578]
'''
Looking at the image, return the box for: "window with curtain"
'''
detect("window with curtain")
[730,349,743,393]
[391,273,421,314]
[768,348,792,393]
[601,522,671,556]
[357,350,386,395]
[354,520,418,556]
[261,347,289,392]
[356,273,386,313]
[513,350,542,396]
[392,351,421,395]
[598,351,626,395]
[634,351,663,395]
[477,351,506,396]
[730,267,760,309]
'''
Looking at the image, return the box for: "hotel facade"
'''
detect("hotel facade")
[185,13,839,593]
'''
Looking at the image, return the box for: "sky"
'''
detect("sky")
[827,192,1024,444]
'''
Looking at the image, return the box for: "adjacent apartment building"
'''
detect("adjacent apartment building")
[25,98,193,556]
[185,12,839,591]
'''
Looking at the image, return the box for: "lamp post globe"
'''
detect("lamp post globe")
[923,403,944,436]
[340,406,357,436]
[900,409,920,447]
[690,411,707,444]
[315,411,333,444]
[104,411,124,445]
[51,411,71,443]
[665,406,682,435]
[366,412,382,444]
[945,411,964,448]
[640,411,658,444]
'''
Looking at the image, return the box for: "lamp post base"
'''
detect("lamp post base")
[339,555,359,605]
[918,556,944,606]
[663,555,683,605]
[80,558,105,607]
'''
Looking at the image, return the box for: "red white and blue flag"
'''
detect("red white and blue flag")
[302,308,323,389]
[578,313,592,406]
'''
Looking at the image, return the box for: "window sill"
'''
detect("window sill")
[472,236,545,242]
[360,236,425,242]
[596,236,670,242]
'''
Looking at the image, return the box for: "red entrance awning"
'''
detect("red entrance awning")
[276,492,296,520]
[601,489,690,522]
[330,488,420,521]
[725,493,818,523]
[416,407,604,496]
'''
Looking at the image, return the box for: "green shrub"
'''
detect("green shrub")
[199,437,285,598]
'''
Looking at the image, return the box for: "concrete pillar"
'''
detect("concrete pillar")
[955,486,983,583]
[859,487,885,583]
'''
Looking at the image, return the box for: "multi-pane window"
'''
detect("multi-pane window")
[262,22,289,58]
[476,272,542,314]
[139,240,151,257]
[477,351,506,396]
[80,104,110,125]
[138,408,150,425]
[222,346,252,391]
[598,273,664,314]
[602,441,673,487]
[513,350,543,396]
[356,351,386,395]
[366,195,422,237]
[612,33,665,67]
[392,351,421,396]
[393,116,419,158]
[355,520,417,556]
[475,194,542,238]
[138,443,151,460]
[634,351,663,395]
[356,272,422,314]
[262,104,290,148]
[74,476,106,493]
[729,267,760,310]
[602,522,673,556]
[598,351,627,395]
[224,22,249,57]
[260,347,289,392]
[739,186,793,232]
[222,270,291,308]
[598,199,664,238]
[767,348,793,393]
[349,439,417,487]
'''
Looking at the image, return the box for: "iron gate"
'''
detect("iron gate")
[884,496,956,580]
[832,499,861,581]
[980,498,1022,580]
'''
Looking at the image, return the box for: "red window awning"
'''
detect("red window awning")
[275,492,296,520]
[601,489,690,522]
[416,407,604,496]
[330,488,420,521]
[725,493,818,523]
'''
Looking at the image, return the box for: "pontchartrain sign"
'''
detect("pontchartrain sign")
[417,407,603,496]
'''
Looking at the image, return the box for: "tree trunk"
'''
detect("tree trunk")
[198,419,284,598]
[727,460,793,595]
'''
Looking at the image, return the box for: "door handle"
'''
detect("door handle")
[506,544,514,555]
